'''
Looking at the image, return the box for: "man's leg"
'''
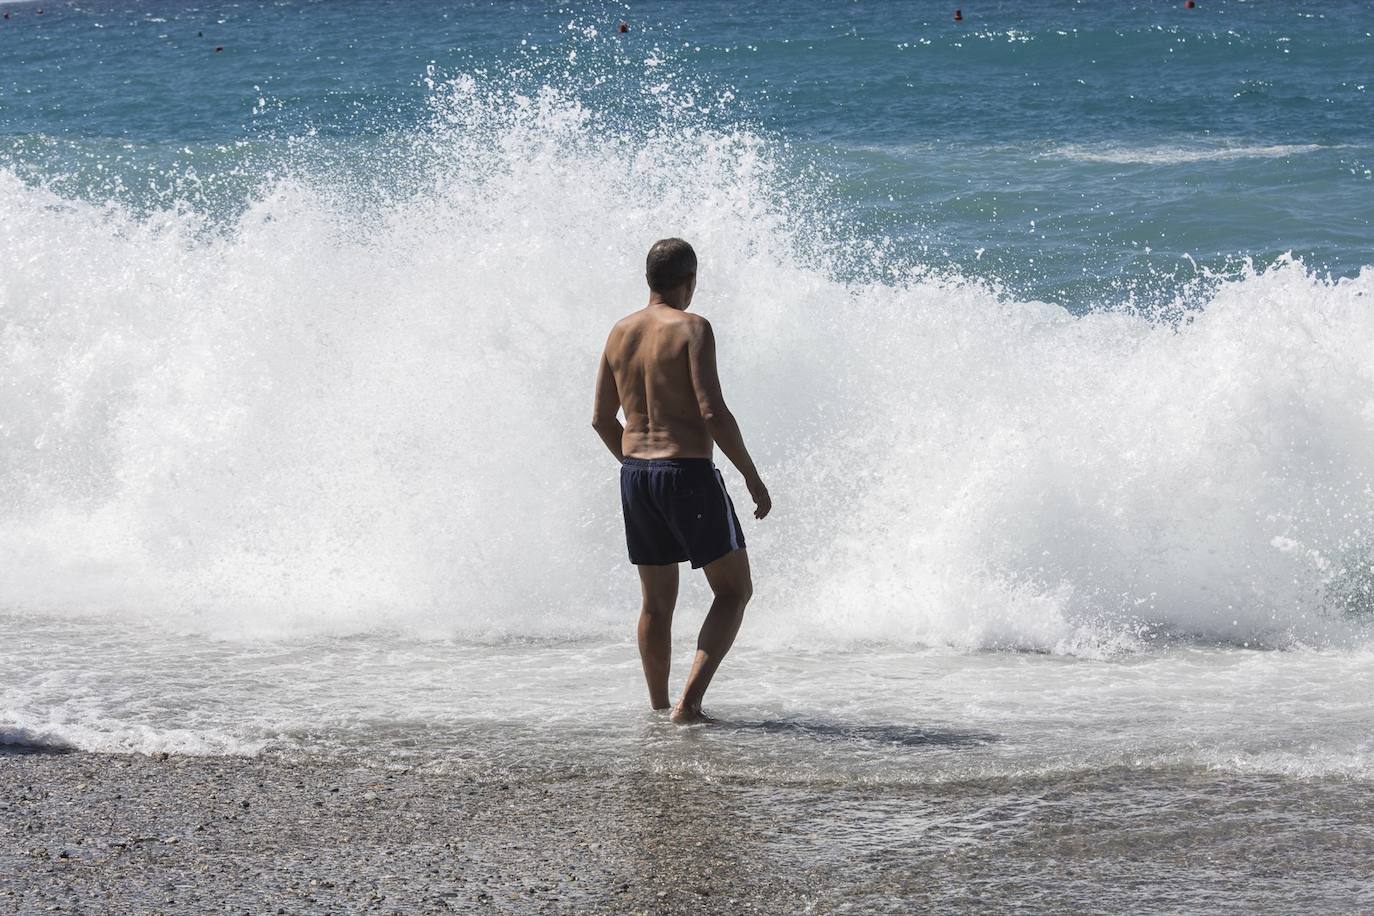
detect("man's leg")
[636,563,679,711]
[673,549,752,723]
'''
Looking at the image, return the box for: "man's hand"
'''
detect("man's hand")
[747,476,771,520]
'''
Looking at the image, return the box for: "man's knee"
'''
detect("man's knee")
[713,576,752,609]
[737,577,753,606]
[641,594,676,616]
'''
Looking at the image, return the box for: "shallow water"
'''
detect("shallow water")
[4,616,1370,788]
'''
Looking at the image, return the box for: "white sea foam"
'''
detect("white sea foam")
[0,722,266,757]
[1053,141,1330,164]
[2,75,1372,655]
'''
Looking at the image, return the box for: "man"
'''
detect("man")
[592,238,771,724]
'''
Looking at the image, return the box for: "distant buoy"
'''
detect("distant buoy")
[618,21,629,33]
[953,9,963,21]
[1185,0,1195,7]
[214,45,224,52]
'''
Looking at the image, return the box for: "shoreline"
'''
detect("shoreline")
[4,747,1374,914]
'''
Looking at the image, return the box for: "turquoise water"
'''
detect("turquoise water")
[4,0,1372,306]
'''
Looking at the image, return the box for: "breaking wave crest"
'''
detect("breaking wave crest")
[3,71,1373,654]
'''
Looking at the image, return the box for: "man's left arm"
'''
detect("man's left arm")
[591,351,624,462]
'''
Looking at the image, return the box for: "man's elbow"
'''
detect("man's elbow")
[700,405,731,428]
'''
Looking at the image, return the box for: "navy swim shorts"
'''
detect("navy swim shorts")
[620,457,746,568]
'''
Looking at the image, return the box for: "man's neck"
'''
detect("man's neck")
[647,294,688,311]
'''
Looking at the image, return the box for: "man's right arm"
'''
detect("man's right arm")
[591,348,625,463]
[687,319,771,520]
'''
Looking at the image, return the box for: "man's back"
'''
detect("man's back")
[603,307,712,460]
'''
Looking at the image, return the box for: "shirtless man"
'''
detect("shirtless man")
[592,238,771,724]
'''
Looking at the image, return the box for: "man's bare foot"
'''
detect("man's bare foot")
[670,704,717,725]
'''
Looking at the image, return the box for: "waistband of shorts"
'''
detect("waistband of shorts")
[621,457,715,470]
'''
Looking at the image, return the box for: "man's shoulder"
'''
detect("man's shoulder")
[608,310,645,337]
[675,311,711,335]
[659,312,709,347]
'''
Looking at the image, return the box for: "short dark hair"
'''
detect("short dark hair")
[645,238,697,293]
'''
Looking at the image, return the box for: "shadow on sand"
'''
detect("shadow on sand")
[721,719,997,748]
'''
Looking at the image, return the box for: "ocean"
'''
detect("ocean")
[3,0,1373,908]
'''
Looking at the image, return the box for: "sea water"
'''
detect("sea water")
[3,0,1374,897]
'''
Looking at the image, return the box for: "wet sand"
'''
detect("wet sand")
[3,747,1373,914]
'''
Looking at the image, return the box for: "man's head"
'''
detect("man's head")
[645,238,697,308]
